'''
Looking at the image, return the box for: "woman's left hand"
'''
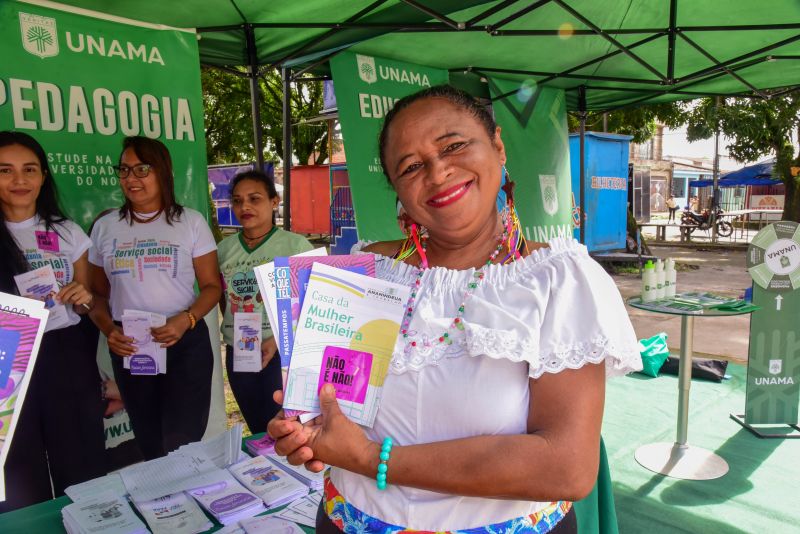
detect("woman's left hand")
[298,384,376,473]
[57,281,93,310]
[151,313,191,348]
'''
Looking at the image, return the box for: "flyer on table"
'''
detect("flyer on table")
[283,263,410,427]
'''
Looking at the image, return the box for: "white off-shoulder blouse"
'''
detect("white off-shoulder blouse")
[329,237,641,531]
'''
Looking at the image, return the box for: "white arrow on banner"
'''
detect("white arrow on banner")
[775,295,783,311]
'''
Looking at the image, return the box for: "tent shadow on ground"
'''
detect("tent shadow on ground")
[614,481,751,534]
[658,428,783,506]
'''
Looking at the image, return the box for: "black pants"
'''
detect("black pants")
[110,320,212,460]
[225,345,282,435]
[0,317,106,513]
[668,207,678,222]
[315,503,578,533]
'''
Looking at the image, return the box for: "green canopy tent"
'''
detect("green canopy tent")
[9,1,800,532]
[54,0,800,242]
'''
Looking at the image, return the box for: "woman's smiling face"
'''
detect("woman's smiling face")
[383,97,505,242]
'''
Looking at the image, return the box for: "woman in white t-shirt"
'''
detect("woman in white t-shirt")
[269,86,641,533]
[0,131,106,512]
[89,136,221,460]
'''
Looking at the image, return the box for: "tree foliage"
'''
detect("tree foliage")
[567,103,686,144]
[201,67,329,166]
[683,92,800,222]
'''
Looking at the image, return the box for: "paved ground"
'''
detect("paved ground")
[610,244,752,364]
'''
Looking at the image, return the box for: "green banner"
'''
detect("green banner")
[0,0,208,231]
[330,51,448,242]
[745,221,800,424]
[487,78,573,242]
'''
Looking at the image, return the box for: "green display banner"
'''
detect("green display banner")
[745,221,800,424]
[0,0,209,231]
[487,78,573,242]
[330,51,448,241]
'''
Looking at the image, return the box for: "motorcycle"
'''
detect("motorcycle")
[681,207,733,237]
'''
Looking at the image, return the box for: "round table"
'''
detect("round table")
[627,296,754,481]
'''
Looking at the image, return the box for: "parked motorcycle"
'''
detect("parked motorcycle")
[681,207,733,237]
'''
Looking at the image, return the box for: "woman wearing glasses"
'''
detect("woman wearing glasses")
[0,131,106,512]
[89,136,221,460]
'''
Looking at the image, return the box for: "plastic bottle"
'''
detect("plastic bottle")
[665,258,677,298]
[655,259,666,299]
[642,260,657,302]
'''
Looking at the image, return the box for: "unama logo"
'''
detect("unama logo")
[769,359,783,375]
[356,54,377,84]
[19,12,59,59]
[539,175,559,216]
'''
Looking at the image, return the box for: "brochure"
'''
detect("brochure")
[187,475,265,525]
[245,434,276,457]
[122,310,167,374]
[240,516,306,534]
[228,455,308,508]
[252,247,327,364]
[61,491,148,534]
[266,454,325,491]
[13,265,69,330]
[272,254,373,372]
[283,263,409,427]
[233,312,263,373]
[133,491,212,534]
[0,292,48,501]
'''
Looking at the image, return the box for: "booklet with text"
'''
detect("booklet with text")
[0,292,48,501]
[14,265,69,330]
[229,455,308,508]
[121,310,167,374]
[283,263,409,427]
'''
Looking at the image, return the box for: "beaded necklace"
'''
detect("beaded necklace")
[400,229,508,347]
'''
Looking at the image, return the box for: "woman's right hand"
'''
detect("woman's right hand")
[107,326,136,356]
[267,390,317,468]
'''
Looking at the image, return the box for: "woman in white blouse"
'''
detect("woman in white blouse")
[269,85,641,533]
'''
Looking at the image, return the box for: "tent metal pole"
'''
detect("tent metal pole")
[678,32,764,96]
[667,0,677,82]
[471,66,663,85]
[579,85,587,245]
[552,0,667,81]
[400,0,462,30]
[711,96,721,243]
[677,33,800,83]
[487,0,553,33]
[466,0,522,27]
[282,67,293,231]
[272,0,389,66]
[535,32,666,86]
[245,25,265,172]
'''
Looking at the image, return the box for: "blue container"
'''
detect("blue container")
[569,132,632,252]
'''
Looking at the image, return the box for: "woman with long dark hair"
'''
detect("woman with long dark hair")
[0,131,106,512]
[89,136,221,460]
[217,170,313,434]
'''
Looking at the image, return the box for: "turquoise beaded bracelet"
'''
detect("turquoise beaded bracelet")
[376,437,393,490]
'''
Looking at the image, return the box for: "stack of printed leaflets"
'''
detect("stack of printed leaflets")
[239,516,305,534]
[229,455,308,508]
[187,473,265,525]
[122,309,167,374]
[266,454,324,491]
[62,492,148,534]
[132,491,212,534]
